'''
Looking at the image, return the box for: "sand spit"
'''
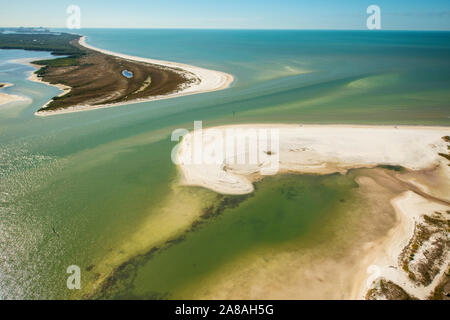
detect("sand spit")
[29,36,233,116]
[176,124,450,195]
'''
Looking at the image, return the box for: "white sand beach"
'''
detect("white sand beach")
[28,36,233,116]
[176,124,450,195]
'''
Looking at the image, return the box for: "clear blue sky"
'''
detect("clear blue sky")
[1,0,449,30]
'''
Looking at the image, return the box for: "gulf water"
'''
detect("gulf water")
[0,29,449,298]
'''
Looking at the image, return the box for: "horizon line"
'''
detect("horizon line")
[1,26,450,32]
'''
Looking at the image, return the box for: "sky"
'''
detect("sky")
[1,0,449,30]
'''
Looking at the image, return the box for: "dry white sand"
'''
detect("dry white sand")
[176,124,450,195]
[28,36,233,116]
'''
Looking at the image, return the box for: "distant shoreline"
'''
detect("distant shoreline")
[176,123,450,194]
[0,82,29,106]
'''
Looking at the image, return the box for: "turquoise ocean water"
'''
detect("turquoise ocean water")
[0,30,449,298]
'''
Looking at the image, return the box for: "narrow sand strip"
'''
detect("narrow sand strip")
[29,36,233,116]
[176,124,450,195]
[0,82,13,89]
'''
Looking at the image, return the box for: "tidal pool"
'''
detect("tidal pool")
[122,70,133,78]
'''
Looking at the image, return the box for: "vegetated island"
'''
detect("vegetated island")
[0,32,233,115]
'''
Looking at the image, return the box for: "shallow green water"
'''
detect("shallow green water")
[0,30,449,299]
[96,174,357,299]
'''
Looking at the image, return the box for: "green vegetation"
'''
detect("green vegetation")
[377,164,404,172]
[1,31,185,111]
[0,32,82,55]
[0,27,51,34]
[423,213,450,229]
[33,56,80,67]
[401,223,432,282]
[0,32,85,69]
[428,267,450,300]
[438,153,450,161]
[366,279,416,300]
[34,65,48,77]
